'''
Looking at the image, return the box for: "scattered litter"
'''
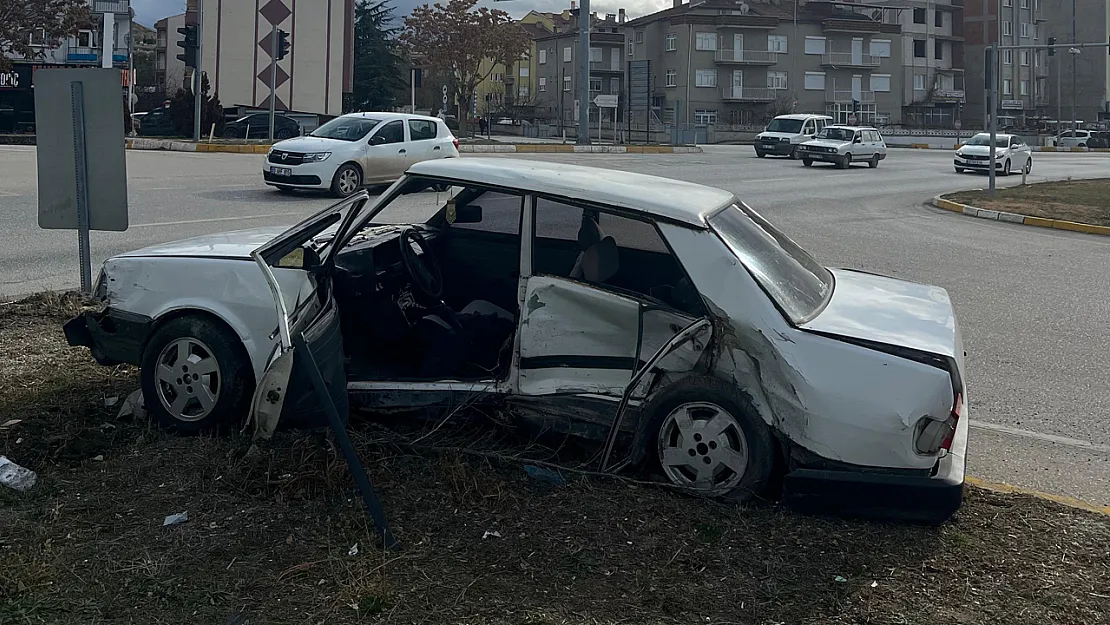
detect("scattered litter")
[15,438,23,444]
[482,530,502,540]
[116,390,146,420]
[0,419,22,429]
[92,455,104,462]
[104,396,119,408]
[834,576,848,583]
[348,543,359,556]
[871,581,878,588]
[163,511,189,527]
[0,456,37,492]
[100,422,117,431]
[523,464,566,486]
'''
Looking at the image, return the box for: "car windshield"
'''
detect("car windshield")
[765,118,804,133]
[709,203,833,324]
[310,117,381,141]
[965,134,1009,147]
[817,127,854,141]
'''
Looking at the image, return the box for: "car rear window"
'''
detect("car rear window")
[709,204,833,324]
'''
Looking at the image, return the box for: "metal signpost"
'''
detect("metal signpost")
[193,1,203,142]
[594,94,617,143]
[576,0,591,145]
[35,69,129,292]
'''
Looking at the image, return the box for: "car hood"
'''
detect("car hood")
[272,136,354,153]
[115,226,291,260]
[802,139,848,149]
[757,132,798,141]
[958,144,1009,156]
[802,268,960,360]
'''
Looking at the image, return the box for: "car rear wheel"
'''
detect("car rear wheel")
[275,128,297,140]
[222,127,241,139]
[330,163,362,198]
[140,315,254,434]
[802,158,813,167]
[643,377,775,502]
[837,153,852,169]
[869,154,880,168]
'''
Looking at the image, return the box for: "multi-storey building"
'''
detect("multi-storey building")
[624,0,906,127]
[1041,0,1109,124]
[964,0,1051,126]
[534,10,629,128]
[154,13,189,93]
[0,0,134,132]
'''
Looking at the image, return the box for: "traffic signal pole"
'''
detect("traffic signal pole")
[193,1,203,142]
[269,25,278,142]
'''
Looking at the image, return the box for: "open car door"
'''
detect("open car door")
[248,192,371,437]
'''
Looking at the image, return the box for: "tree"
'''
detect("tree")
[345,0,404,113]
[167,73,225,138]
[402,0,530,134]
[0,0,92,71]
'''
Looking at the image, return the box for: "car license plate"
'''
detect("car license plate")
[270,166,292,176]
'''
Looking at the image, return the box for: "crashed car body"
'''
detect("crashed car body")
[66,158,968,522]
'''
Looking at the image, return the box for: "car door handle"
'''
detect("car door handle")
[433,146,441,150]
[398,149,406,154]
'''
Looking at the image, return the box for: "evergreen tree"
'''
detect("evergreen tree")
[346,0,403,113]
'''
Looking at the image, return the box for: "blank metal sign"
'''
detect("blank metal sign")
[35,68,128,232]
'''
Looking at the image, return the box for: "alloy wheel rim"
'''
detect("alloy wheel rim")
[339,169,358,194]
[658,402,748,495]
[155,338,221,422]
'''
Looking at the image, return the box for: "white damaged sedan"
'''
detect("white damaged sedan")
[66,159,968,522]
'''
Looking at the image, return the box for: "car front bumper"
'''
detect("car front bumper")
[954,156,1007,170]
[64,307,153,367]
[797,148,842,162]
[262,159,337,189]
[755,140,795,155]
[782,406,968,524]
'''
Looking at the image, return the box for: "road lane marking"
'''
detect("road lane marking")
[131,211,304,228]
[969,419,1110,454]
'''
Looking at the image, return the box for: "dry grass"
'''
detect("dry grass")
[2,296,1110,625]
[946,178,1110,226]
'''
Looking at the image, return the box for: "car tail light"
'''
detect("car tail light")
[452,137,459,150]
[914,392,962,455]
[941,392,963,452]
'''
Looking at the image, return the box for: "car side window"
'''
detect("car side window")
[803,121,814,135]
[448,190,523,235]
[373,120,405,145]
[408,119,438,141]
[1010,137,1020,147]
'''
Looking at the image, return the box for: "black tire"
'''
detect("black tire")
[330,163,362,198]
[869,154,880,168]
[275,128,297,140]
[955,167,964,174]
[789,146,799,160]
[140,315,254,434]
[641,376,775,502]
[1002,159,1011,176]
[837,153,852,169]
[1025,158,1032,174]
[802,158,813,167]
[755,149,766,158]
[222,127,241,139]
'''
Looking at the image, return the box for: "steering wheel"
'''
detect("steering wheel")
[399,228,444,300]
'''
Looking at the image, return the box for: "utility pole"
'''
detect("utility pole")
[193,0,203,142]
[1071,0,1077,133]
[576,0,591,145]
[269,25,278,141]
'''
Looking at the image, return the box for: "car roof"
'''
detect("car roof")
[406,158,735,228]
[775,114,832,120]
[826,125,878,131]
[971,132,1017,138]
[339,112,443,123]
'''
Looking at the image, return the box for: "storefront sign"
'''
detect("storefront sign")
[0,65,32,91]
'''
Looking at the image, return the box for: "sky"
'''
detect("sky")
[130,0,669,27]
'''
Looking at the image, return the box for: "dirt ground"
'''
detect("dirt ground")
[946,178,1110,226]
[2,294,1109,625]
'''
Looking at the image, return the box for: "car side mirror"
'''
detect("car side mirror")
[453,204,482,224]
[369,134,386,146]
[853,136,862,143]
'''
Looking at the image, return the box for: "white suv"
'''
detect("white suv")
[263,113,459,197]
[754,114,833,159]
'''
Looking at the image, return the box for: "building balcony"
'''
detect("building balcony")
[721,86,777,102]
[714,49,780,65]
[822,19,884,34]
[66,47,99,62]
[589,60,623,72]
[1036,65,1049,77]
[821,52,882,68]
[827,89,876,104]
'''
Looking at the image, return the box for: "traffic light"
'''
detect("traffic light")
[1048,36,1056,56]
[176,24,198,68]
[277,29,291,61]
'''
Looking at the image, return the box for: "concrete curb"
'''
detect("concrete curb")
[966,476,1110,517]
[125,138,703,155]
[932,193,1110,236]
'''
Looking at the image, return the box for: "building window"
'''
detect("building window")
[935,40,943,60]
[519,86,529,97]
[1020,80,1029,95]
[871,74,891,92]
[913,39,926,58]
[519,66,529,77]
[1004,49,1013,64]
[665,69,677,87]
[538,49,547,64]
[665,33,677,51]
[804,36,825,55]
[695,32,717,51]
[1020,23,1029,38]
[1003,0,1012,6]
[563,75,571,91]
[695,68,717,87]
[804,71,825,90]
[610,77,620,93]
[935,10,943,27]
[589,78,602,92]
[1003,21,1012,36]
[913,8,926,23]
[694,109,717,125]
[589,47,602,62]
[870,39,891,57]
[75,29,95,48]
[767,71,788,90]
[1021,0,1029,7]
[1033,24,1039,40]
[635,30,643,43]
[767,35,787,53]
[538,77,546,91]
[1020,50,1029,65]
[914,73,926,90]
[1003,78,1012,95]
[563,46,572,62]
[28,28,46,46]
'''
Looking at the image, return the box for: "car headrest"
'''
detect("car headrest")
[581,236,619,283]
[577,214,603,251]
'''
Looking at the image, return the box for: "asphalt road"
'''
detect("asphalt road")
[3,144,1109,505]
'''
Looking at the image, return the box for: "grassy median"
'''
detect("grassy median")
[946,178,1110,226]
[2,294,1109,624]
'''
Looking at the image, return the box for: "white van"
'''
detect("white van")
[755,114,834,159]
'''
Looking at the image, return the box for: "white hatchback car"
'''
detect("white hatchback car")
[954,133,1032,175]
[264,113,459,197]
[66,159,968,523]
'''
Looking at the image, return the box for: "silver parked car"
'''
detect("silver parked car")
[797,125,887,169]
[65,159,968,523]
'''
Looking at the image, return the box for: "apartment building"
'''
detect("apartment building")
[965,0,1051,126]
[154,13,189,93]
[624,0,905,128]
[534,11,629,127]
[1041,0,1110,124]
[0,0,133,132]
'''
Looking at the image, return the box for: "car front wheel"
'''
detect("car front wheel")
[802,158,813,167]
[837,153,852,169]
[1025,158,1032,174]
[140,315,254,434]
[1002,159,1011,176]
[755,149,765,158]
[644,376,775,502]
[955,167,964,173]
[331,163,362,198]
